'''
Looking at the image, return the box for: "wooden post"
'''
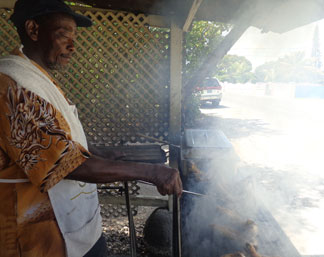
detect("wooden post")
[169,20,183,257]
[0,0,15,8]
[168,18,182,222]
[169,20,183,167]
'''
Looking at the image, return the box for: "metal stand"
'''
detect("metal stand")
[172,194,181,257]
[124,182,137,257]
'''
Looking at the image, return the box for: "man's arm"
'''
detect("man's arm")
[87,144,125,160]
[66,155,183,197]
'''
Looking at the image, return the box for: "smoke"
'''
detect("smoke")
[181,146,256,256]
[229,11,324,72]
[181,141,302,257]
[229,25,315,70]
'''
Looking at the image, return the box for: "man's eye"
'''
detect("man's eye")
[59,32,71,39]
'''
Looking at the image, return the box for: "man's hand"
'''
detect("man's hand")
[150,165,183,197]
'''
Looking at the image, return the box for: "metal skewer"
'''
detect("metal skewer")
[137,180,206,197]
[135,133,180,148]
[182,190,205,197]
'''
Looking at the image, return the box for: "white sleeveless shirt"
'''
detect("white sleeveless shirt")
[0,50,102,257]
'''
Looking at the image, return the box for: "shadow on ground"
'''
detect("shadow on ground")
[194,113,280,139]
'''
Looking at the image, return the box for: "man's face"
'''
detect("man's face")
[37,14,77,70]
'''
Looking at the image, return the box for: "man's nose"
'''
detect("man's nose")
[67,39,75,52]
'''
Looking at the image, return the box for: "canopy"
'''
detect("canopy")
[78,0,324,33]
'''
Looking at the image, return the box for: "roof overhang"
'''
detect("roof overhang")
[77,0,324,33]
[1,0,324,33]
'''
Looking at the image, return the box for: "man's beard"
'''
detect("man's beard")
[45,55,69,70]
[47,61,68,71]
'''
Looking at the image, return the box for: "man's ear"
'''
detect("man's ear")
[24,20,39,42]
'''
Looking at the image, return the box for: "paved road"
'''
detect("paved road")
[200,90,324,255]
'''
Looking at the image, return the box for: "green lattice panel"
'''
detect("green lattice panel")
[0,8,171,146]
[53,10,171,145]
[0,10,19,55]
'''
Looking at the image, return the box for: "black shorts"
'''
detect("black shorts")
[83,234,108,257]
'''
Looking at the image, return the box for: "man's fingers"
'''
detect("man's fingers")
[176,176,183,197]
[157,181,176,196]
[173,176,182,197]
[168,170,182,196]
[157,186,167,196]
[152,165,183,197]
[168,173,182,197]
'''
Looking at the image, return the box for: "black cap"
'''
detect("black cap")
[10,0,92,28]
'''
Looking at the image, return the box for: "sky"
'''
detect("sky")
[228,19,324,70]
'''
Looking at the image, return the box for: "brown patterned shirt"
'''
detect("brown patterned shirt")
[0,49,90,257]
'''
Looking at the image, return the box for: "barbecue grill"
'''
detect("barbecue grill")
[97,129,302,257]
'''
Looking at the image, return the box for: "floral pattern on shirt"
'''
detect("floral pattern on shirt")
[6,86,69,173]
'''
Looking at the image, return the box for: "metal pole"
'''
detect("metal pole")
[172,194,181,257]
[125,182,137,257]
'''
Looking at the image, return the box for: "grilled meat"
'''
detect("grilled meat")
[245,243,261,257]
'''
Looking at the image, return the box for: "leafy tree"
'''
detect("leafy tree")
[253,61,278,82]
[184,21,231,77]
[254,51,324,83]
[183,21,231,127]
[215,54,253,83]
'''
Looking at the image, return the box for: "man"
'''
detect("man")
[0,0,182,256]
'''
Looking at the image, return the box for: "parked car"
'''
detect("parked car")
[197,78,222,107]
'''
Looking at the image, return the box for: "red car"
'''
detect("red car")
[198,78,222,107]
